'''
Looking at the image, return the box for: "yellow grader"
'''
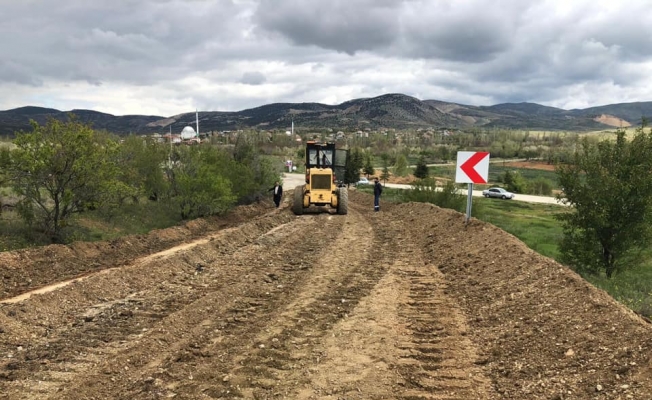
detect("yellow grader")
[292,141,348,215]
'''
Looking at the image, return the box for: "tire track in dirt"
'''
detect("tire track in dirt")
[396,265,493,399]
[5,192,650,399]
[0,210,303,399]
[280,196,495,399]
[359,200,493,399]
[35,211,356,399]
[286,210,408,399]
[145,208,383,398]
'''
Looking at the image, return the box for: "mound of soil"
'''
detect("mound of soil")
[0,200,276,299]
[0,191,650,399]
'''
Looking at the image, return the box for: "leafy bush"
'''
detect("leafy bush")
[403,178,467,212]
[527,177,553,196]
[501,170,528,193]
[413,156,429,179]
[394,154,409,177]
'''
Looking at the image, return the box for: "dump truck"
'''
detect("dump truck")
[293,141,348,215]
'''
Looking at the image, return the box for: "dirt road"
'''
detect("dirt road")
[0,191,651,399]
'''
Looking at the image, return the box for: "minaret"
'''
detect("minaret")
[196,109,199,138]
[291,118,294,136]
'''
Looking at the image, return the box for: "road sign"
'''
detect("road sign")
[455,151,490,184]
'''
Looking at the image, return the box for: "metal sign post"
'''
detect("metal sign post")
[465,183,473,224]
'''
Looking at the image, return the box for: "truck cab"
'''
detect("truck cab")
[293,141,348,215]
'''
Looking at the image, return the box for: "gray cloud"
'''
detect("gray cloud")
[1,0,652,115]
[240,71,267,85]
[254,0,401,54]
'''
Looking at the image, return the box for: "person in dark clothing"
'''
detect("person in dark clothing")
[373,177,382,212]
[269,181,283,208]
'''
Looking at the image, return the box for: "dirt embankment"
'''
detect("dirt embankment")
[0,201,273,299]
[0,191,650,399]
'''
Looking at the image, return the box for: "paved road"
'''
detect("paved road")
[283,173,564,206]
[383,182,565,205]
[282,173,307,192]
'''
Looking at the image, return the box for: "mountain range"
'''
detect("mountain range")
[1,93,650,137]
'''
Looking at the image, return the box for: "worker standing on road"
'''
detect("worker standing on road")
[269,181,283,208]
[373,177,382,212]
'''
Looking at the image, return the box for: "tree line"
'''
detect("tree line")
[0,116,281,244]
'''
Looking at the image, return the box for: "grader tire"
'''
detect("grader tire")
[337,187,348,215]
[293,186,304,215]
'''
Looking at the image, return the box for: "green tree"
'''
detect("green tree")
[394,153,409,177]
[413,156,429,179]
[436,145,451,162]
[0,146,10,185]
[169,146,236,219]
[116,136,169,202]
[345,147,364,185]
[0,147,10,212]
[556,127,652,278]
[9,116,122,242]
[502,170,527,193]
[527,177,553,196]
[231,134,281,201]
[380,153,391,184]
[363,151,375,177]
[296,147,306,161]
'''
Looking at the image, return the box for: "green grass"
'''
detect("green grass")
[0,217,36,251]
[423,165,456,179]
[582,252,652,316]
[68,201,184,242]
[475,198,564,259]
[487,166,559,188]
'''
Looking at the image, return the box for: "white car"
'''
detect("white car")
[482,187,515,199]
[356,177,370,186]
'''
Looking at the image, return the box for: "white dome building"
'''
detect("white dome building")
[180,126,197,140]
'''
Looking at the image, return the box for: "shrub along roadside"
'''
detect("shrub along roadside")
[1,117,282,247]
[401,178,475,214]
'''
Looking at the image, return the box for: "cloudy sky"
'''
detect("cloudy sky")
[2,0,652,116]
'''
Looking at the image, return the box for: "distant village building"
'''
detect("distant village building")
[161,133,182,144]
[180,126,197,140]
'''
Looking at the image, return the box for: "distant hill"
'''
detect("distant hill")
[0,107,162,136]
[2,94,652,136]
[572,102,652,125]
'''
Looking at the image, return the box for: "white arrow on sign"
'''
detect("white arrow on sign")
[455,151,490,184]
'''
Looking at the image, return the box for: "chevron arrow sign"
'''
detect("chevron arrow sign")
[455,151,490,184]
